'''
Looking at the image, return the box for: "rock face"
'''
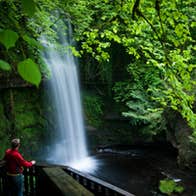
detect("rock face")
[85,112,134,153]
[165,109,196,169]
[0,86,47,159]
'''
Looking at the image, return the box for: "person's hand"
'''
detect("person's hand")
[31,160,36,165]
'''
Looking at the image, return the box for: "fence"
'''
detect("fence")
[0,162,135,196]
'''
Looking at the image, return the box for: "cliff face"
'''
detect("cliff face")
[86,114,134,153]
[165,109,196,169]
[0,86,47,159]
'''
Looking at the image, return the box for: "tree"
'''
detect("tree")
[0,0,42,87]
[65,0,196,141]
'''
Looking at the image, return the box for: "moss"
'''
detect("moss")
[0,102,8,133]
[0,138,9,158]
[13,89,46,157]
[0,88,47,159]
[18,127,43,159]
[82,92,104,128]
[0,96,10,157]
[15,112,37,129]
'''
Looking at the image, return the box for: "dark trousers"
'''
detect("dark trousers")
[6,174,24,196]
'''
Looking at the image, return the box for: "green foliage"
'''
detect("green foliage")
[67,0,196,140]
[17,58,41,87]
[130,0,196,135]
[83,93,104,127]
[0,60,11,71]
[189,131,196,146]
[0,101,10,158]
[21,0,36,17]
[0,1,42,87]
[159,179,184,195]
[113,62,166,138]
[22,35,43,50]
[0,29,19,50]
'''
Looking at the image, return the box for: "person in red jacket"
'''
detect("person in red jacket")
[3,138,36,196]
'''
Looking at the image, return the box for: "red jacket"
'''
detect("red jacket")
[4,149,33,174]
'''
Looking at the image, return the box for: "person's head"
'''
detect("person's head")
[11,138,20,149]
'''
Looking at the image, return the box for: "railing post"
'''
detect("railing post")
[0,161,6,196]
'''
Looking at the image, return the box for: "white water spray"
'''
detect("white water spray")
[41,22,96,171]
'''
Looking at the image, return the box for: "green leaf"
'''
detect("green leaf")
[23,35,43,49]
[174,185,184,193]
[17,58,41,87]
[159,179,176,194]
[0,60,11,71]
[21,0,36,17]
[0,29,19,50]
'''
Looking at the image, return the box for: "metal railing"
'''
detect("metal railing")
[0,162,135,196]
[63,166,134,196]
[0,161,37,196]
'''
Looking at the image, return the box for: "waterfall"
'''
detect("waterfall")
[41,21,95,170]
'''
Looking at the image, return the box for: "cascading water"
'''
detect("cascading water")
[41,21,96,171]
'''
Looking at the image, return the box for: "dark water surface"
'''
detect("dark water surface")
[86,146,196,196]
